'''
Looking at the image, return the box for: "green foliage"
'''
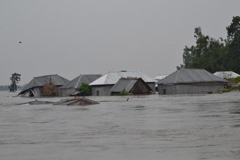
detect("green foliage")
[222,88,231,93]
[118,88,133,96]
[181,16,240,74]
[233,76,240,83]
[119,88,127,95]
[79,83,92,96]
[9,73,21,92]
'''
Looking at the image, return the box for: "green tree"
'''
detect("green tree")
[182,27,227,73]
[9,73,21,92]
[181,16,240,73]
[182,46,192,68]
[226,16,240,73]
[79,83,92,96]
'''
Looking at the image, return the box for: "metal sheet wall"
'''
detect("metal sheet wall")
[158,84,224,95]
[60,88,76,97]
[91,85,114,96]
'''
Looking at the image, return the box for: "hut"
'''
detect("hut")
[90,70,157,96]
[18,74,69,97]
[110,77,152,95]
[214,71,240,79]
[60,74,101,96]
[158,68,228,95]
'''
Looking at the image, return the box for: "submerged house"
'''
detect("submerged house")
[90,70,156,96]
[155,74,168,90]
[18,74,69,97]
[60,74,101,96]
[110,78,152,95]
[214,71,240,79]
[158,68,228,95]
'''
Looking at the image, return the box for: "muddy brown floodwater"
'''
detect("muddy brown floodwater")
[0,91,240,160]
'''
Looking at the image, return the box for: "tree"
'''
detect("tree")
[182,46,192,68]
[79,83,92,96]
[226,16,240,73]
[9,73,21,92]
[182,27,227,73]
[181,16,240,73]
[227,16,240,41]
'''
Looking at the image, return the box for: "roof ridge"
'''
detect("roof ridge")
[75,75,83,88]
[34,74,58,78]
[104,73,111,84]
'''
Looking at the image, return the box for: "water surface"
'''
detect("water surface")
[0,91,240,160]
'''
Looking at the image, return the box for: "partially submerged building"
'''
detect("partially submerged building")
[214,71,240,79]
[90,70,156,96]
[155,74,168,90]
[18,74,69,97]
[60,74,101,96]
[158,68,228,95]
[110,78,152,95]
[53,97,99,106]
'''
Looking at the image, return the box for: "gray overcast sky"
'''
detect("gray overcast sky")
[0,0,240,85]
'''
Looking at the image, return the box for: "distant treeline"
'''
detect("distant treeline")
[0,85,9,91]
[179,16,240,74]
[0,85,24,91]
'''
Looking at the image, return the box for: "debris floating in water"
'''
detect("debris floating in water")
[16,100,54,105]
[53,97,99,106]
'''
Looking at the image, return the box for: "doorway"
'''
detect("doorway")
[163,89,166,95]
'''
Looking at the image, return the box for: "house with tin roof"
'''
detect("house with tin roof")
[90,70,156,96]
[60,74,101,96]
[158,68,228,95]
[18,74,69,97]
[110,77,152,95]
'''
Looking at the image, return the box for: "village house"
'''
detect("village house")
[60,74,101,96]
[18,74,69,97]
[110,77,152,95]
[158,68,228,95]
[90,70,156,96]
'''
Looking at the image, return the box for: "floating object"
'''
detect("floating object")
[70,91,84,97]
[16,100,54,105]
[53,97,99,106]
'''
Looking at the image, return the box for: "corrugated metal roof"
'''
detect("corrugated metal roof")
[61,74,101,89]
[19,74,69,95]
[90,71,156,86]
[155,75,168,80]
[110,79,138,92]
[158,68,228,84]
[214,71,240,79]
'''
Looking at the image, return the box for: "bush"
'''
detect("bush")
[234,77,240,83]
[118,88,133,96]
[79,83,92,96]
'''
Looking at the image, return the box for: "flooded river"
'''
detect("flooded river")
[0,91,240,160]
